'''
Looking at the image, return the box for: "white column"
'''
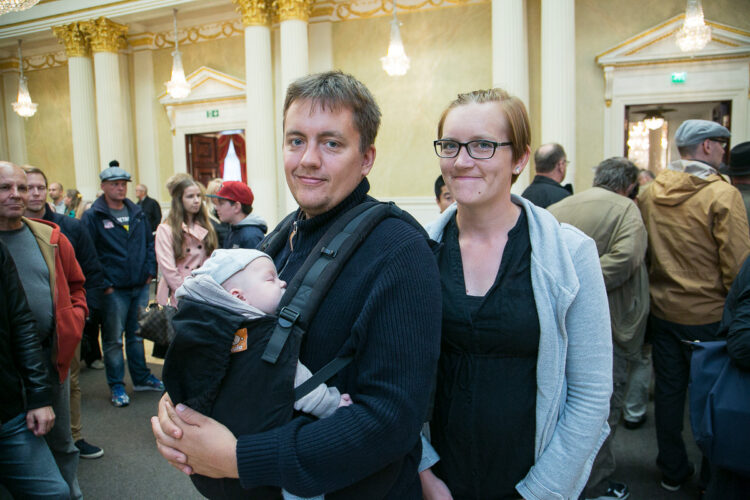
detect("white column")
[280,19,309,213]
[541,0,576,186]
[308,21,333,74]
[244,24,279,225]
[492,0,530,193]
[119,51,137,186]
[132,44,162,201]
[67,57,100,199]
[93,51,126,170]
[0,72,9,161]
[2,71,27,165]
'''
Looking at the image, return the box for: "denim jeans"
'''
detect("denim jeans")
[101,285,153,388]
[0,412,69,499]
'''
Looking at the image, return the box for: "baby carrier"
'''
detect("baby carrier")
[163,201,429,499]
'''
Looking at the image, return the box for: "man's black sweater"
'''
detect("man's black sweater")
[236,179,442,499]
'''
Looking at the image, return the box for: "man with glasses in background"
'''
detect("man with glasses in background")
[521,143,572,208]
[638,119,750,492]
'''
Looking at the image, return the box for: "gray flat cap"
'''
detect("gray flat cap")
[99,166,132,182]
[674,119,730,147]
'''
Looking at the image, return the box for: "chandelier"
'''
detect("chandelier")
[380,4,410,77]
[165,8,191,99]
[12,40,37,118]
[0,0,40,15]
[676,0,711,52]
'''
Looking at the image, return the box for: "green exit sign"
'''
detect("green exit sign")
[206,109,219,118]
[671,72,687,83]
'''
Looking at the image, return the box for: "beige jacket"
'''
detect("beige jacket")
[638,162,750,324]
[549,187,649,355]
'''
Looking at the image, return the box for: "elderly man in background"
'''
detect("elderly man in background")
[720,141,750,225]
[521,143,572,208]
[135,183,162,234]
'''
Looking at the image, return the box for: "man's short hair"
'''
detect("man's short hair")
[22,166,48,186]
[434,175,445,199]
[240,203,253,215]
[593,157,639,193]
[677,143,701,158]
[136,183,147,193]
[534,143,566,173]
[283,71,382,154]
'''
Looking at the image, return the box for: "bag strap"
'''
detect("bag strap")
[293,355,354,401]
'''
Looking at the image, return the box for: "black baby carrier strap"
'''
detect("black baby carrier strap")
[259,200,427,401]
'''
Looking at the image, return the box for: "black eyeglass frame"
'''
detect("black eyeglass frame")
[433,139,513,160]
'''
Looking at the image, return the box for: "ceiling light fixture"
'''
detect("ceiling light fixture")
[676,0,711,53]
[380,3,410,77]
[166,8,191,100]
[12,40,37,118]
[0,0,40,15]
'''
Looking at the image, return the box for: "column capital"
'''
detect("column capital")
[81,17,128,53]
[273,0,312,22]
[234,0,272,27]
[52,22,91,58]
[128,32,156,51]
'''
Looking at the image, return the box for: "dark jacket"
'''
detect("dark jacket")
[81,197,157,288]
[521,175,572,208]
[0,240,53,424]
[236,179,442,499]
[223,213,267,250]
[138,195,162,234]
[42,203,106,311]
[717,255,750,370]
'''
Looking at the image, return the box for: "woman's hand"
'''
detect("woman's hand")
[151,393,239,478]
[420,467,453,500]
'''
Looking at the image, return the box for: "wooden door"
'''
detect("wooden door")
[187,134,219,186]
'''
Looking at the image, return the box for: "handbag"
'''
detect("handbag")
[137,302,177,345]
[689,340,750,475]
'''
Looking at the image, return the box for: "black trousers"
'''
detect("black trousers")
[81,307,103,365]
[650,314,718,483]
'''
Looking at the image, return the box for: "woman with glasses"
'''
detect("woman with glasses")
[421,88,612,499]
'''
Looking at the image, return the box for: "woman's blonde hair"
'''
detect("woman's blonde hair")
[437,88,531,184]
[65,189,84,218]
[165,173,217,261]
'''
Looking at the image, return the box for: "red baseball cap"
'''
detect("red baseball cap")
[207,181,254,206]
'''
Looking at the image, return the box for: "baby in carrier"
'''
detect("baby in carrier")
[162,249,352,500]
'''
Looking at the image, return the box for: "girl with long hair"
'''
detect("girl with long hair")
[155,174,218,307]
[64,189,84,218]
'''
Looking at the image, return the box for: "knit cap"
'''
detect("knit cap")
[192,249,271,285]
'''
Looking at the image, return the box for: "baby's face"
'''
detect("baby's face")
[226,257,286,314]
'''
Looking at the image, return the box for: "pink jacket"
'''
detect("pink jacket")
[155,222,210,306]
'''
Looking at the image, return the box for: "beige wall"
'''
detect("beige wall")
[333,3,492,199]
[24,64,75,189]
[575,0,750,189]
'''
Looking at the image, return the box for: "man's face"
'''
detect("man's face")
[101,180,128,203]
[48,182,62,202]
[558,157,568,179]
[436,185,453,213]
[283,99,375,218]
[213,198,239,223]
[0,166,28,222]
[26,173,48,213]
[135,185,145,200]
[705,139,727,169]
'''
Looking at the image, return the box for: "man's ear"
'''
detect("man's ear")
[360,145,376,177]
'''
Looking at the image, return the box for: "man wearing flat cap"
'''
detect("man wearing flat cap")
[81,160,163,408]
[638,120,750,491]
[720,141,750,225]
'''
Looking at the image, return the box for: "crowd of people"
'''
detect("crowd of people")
[1,70,749,500]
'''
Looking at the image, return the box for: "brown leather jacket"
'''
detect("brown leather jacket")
[638,163,750,324]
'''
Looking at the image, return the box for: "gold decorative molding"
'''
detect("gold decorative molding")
[0,59,19,72]
[52,22,90,58]
[81,17,128,53]
[315,0,480,22]
[148,21,244,50]
[25,51,67,71]
[605,99,612,108]
[606,53,750,69]
[233,0,272,27]
[274,0,312,22]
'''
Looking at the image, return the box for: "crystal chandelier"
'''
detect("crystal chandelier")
[0,0,40,15]
[12,40,37,118]
[165,8,191,99]
[380,5,410,77]
[676,0,711,52]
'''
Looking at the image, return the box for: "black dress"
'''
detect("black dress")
[432,210,540,500]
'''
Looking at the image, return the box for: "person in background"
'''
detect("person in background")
[136,182,163,234]
[422,88,611,499]
[81,161,163,407]
[434,175,453,213]
[49,182,65,214]
[0,239,69,498]
[63,189,84,219]
[637,169,655,186]
[205,178,229,248]
[520,143,572,208]
[720,141,750,226]
[207,181,267,249]
[24,166,106,460]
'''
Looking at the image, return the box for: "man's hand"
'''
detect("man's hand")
[26,406,55,436]
[145,276,153,285]
[420,468,453,500]
[103,287,114,295]
[152,393,239,478]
